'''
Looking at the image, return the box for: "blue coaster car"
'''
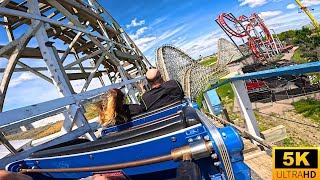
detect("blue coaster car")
[6,100,251,180]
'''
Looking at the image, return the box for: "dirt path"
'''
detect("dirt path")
[281,46,299,60]
[234,96,320,146]
[258,111,320,146]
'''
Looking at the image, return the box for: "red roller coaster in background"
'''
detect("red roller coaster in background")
[216,13,283,60]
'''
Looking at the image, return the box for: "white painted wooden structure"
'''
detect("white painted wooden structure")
[231,80,261,138]
[0,139,32,159]
[0,0,151,168]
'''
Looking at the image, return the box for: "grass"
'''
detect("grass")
[216,83,234,101]
[293,98,320,123]
[195,70,229,108]
[309,73,320,84]
[196,83,212,108]
[283,137,301,147]
[84,104,99,120]
[199,56,218,66]
[276,54,285,60]
[254,111,269,132]
[291,48,309,64]
[215,82,241,120]
[32,105,100,140]
[34,121,64,139]
[283,136,313,147]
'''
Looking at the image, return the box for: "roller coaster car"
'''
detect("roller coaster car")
[6,100,251,180]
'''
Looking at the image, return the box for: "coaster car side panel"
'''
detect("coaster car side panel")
[7,106,251,180]
[101,100,188,135]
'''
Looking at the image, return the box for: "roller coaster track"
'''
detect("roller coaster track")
[182,68,192,98]
[156,45,228,101]
[216,13,283,60]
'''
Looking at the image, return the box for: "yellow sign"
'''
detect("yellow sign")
[273,147,320,179]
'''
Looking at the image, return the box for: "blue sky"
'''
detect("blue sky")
[104,0,320,61]
[1,0,320,111]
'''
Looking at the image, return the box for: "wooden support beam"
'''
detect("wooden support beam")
[28,0,96,141]
[61,29,85,62]
[16,61,53,83]
[114,50,140,62]
[67,71,104,80]
[75,41,96,53]
[0,67,97,73]
[231,80,261,139]
[0,7,115,45]
[0,0,11,7]
[0,22,42,112]
[0,133,17,154]
[46,26,86,45]
[45,0,120,68]
[90,0,151,68]
[56,0,104,22]
[81,52,106,92]
[3,16,14,41]
[64,49,103,69]
[0,96,73,128]
[0,45,75,58]
[0,108,65,132]
[0,76,144,130]
[7,2,51,28]
[6,1,28,12]
[71,49,87,77]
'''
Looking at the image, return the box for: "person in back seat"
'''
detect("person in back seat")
[141,68,185,111]
[95,89,144,127]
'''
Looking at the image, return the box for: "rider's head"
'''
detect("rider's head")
[146,68,163,88]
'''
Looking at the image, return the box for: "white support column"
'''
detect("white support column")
[231,80,261,138]
[27,0,96,141]
[118,66,139,104]
[81,52,107,92]
[60,31,83,62]
[3,16,14,41]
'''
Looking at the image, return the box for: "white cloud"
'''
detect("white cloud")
[179,30,225,59]
[265,10,320,32]
[9,72,36,87]
[135,37,157,50]
[129,27,148,40]
[171,36,182,43]
[287,3,297,9]
[128,26,157,51]
[301,0,320,7]
[151,17,167,26]
[239,0,268,8]
[259,11,283,19]
[4,77,60,111]
[126,18,145,28]
[141,25,187,53]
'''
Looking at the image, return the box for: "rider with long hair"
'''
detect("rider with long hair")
[96,88,144,127]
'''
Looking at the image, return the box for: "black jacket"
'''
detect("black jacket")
[141,80,185,111]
